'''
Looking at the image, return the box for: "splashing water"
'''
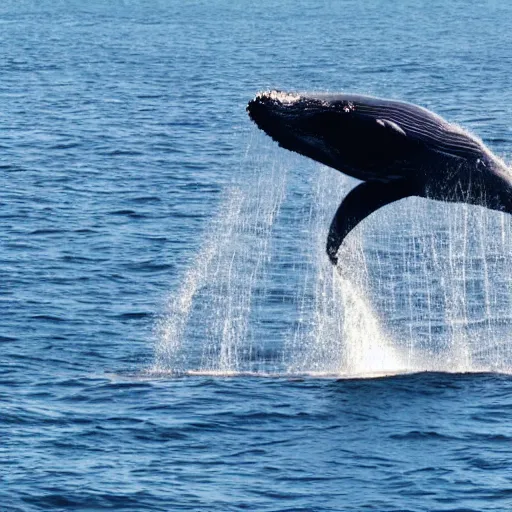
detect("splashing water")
[150,136,512,378]
[152,189,245,374]
[152,140,288,375]
[284,167,407,377]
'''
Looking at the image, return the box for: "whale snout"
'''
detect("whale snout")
[247,90,302,124]
[246,94,269,124]
[247,90,302,145]
[248,90,301,111]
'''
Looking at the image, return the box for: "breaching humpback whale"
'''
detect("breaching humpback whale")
[247,91,512,265]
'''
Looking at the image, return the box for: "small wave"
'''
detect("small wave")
[30,315,65,323]
[29,228,65,235]
[108,209,144,217]
[116,312,153,320]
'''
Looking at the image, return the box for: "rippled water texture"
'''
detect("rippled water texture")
[3,0,512,510]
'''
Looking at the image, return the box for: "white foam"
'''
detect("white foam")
[257,90,301,104]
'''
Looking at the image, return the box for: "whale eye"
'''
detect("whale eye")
[474,157,490,174]
[376,118,406,137]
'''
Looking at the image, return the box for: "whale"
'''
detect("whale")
[247,90,512,265]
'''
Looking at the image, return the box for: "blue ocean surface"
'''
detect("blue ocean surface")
[2,1,512,510]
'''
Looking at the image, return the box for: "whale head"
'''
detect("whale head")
[247,90,421,182]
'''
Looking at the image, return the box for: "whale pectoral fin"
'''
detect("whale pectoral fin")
[326,179,417,265]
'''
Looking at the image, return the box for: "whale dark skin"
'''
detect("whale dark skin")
[247,91,512,265]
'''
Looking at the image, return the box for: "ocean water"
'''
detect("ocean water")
[3,0,512,510]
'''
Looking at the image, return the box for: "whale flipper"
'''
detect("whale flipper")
[327,180,417,265]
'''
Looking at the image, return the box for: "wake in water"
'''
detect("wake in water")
[149,134,512,379]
